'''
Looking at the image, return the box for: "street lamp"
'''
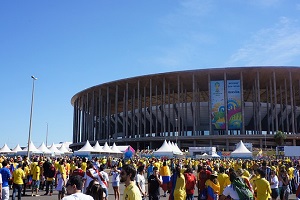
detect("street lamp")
[27,75,37,158]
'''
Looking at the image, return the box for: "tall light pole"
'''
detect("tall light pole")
[27,76,37,158]
[46,122,48,147]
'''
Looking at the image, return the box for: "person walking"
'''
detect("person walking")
[136,166,146,200]
[270,168,279,200]
[184,166,197,200]
[253,168,271,200]
[0,160,11,200]
[148,166,162,200]
[110,165,120,200]
[12,163,25,200]
[159,161,170,197]
[120,164,141,200]
[168,165,186,200]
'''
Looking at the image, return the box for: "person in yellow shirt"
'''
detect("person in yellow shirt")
[31,161,41,196]
[81,158,87,172]
[12,163,25,200]
[253,168,271,200]
[22,162,30,196]
[120,164,142,200]
[217,166,230,194]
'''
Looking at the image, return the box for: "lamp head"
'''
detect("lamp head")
[31,76,37,80]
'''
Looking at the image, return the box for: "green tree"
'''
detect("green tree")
[274,131,286,146]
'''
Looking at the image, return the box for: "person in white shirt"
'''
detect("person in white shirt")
[99,165,109,200]
[82,161,107,194]
[110,165,121,200]
[136,166,146,200]
[270,169,279,200]
[62,175,93,200]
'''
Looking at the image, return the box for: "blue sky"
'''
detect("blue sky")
[1,0,300,148]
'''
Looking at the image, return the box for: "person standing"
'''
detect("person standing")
[270,168,279,200]
[62,175,93,200]
[278,168,290,200]
[44,162,56,196]
[120,164,141,200]
[159,161,170,197]
[197,164,211,200]
[184,166,197,200]
[148,167,162,200]
[110,165,121,200]
[12,163,25,200]
[205,171,220,200]
[99,165,109,200]
[136,166,146,200]
[31,161,42,196]
[168,165,186,200]
[0,160,11,200]
[253,169,271,200]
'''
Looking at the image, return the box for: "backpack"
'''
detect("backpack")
[48,165,56,178]
[233,178,253,200]
[185,173,195,191]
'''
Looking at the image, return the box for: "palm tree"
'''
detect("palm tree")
[274,131,286,146]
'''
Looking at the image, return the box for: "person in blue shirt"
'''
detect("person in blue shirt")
[147,162,154,179]
[0,160,12,200]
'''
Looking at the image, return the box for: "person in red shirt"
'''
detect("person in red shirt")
[184,166,197,200]
[197,164,211,199]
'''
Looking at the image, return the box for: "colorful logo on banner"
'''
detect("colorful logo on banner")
[227,80,242,129]
[211,81,225,129]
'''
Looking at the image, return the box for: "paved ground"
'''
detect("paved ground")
[10,185,299,200]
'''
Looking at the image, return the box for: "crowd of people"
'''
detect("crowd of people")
[0,155,299,200]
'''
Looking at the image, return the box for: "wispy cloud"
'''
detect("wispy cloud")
[225,17,300,66]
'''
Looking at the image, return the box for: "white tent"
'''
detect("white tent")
[0,144,11,153]
[110,143,122,154]
[58,143,72,154]
[19,141,43,155]
[153,140,175,157]
[37,142,52,154]
[173,142,184,155]
[93,141,104,153]
[74,140,98,156]
[211,152,221,158]
[11,144,22,153]
[230,140,252,158]
[102,142,114,154]
[48,143,63,155]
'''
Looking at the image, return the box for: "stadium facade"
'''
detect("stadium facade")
[70,67,300,151]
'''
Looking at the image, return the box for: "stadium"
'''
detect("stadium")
[70,67,300,151]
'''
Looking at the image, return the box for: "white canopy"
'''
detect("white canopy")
[58,143,72,154]
[11,144,22,153]
[153,140,175,157]
[173,142,184,155]
[102,142,114,153]
[37,142,52,154]
[93,141,104,153]
[110,143,122,154]
[77,140,94,152]
[48,143,63,155]
[21,141,42,154]
[231,140,252,158]
[0,144,11,153]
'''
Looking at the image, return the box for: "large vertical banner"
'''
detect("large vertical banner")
[211,81,225,129]
[227,80,242,129]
